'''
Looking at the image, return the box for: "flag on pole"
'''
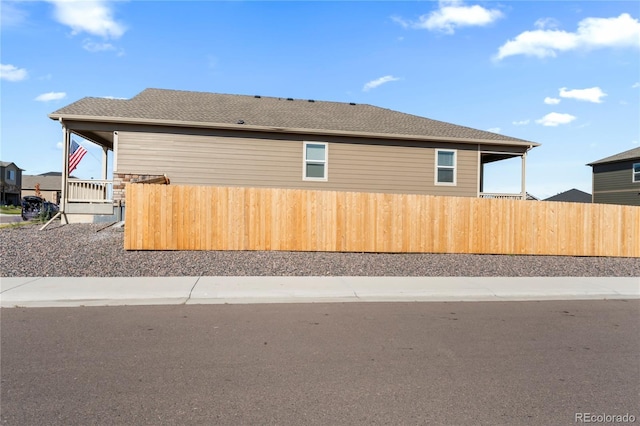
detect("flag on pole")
[69,139,87,173]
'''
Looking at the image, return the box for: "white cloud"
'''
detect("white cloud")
[512,119,530,126]
[559,87,607,103]
[82,39,116,52]
[495,13,640,60]
[394,0,503,35]
[534,18,560,30]
[82,39,124,56]
[47,0,126,39]
[35,92,67,102]
[632,82,640,88]
[363,75,400,92]
[544,97,561,105]
[1,1,28,27]
[1,64,28,82]
[536,112,576,127]
[391,16,410,29]
[487,127,501,133]
[56,142,63,150]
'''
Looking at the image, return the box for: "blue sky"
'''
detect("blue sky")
[1,0,639,199]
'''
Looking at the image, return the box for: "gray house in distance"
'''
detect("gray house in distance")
[588,147,640,206]
[544,188,592,203]
[49,88,539,223]
[0,161,23,206]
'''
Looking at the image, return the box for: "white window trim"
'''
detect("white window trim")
[633,162,640,183]
[303,141,328,181]
[435,149,457,186]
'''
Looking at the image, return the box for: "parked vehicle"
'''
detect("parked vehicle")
[21,196,59,221]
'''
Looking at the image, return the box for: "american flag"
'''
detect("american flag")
[69,140,87,173]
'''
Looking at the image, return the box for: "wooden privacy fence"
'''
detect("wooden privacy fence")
[125,184,640,257]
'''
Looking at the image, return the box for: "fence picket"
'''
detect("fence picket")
[124,184,640,257]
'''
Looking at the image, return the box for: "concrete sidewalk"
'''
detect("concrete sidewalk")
[1,276,638,308]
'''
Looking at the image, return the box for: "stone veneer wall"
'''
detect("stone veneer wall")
[113,172,167,203]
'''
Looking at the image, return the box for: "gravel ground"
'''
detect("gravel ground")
[1,223,639,277]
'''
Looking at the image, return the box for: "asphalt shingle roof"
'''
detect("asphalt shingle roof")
[50,88,536,145]
[544,189,592,203]
[22,175,63,191]
[588,147,640,166]
[0,161,23,170]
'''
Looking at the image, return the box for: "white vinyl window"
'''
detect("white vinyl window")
[5,170,15,181]
[633,163,640,183]
[303,142,328,181]
[435,149,456,185]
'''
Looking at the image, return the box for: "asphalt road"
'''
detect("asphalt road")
[1,300,638,425]
[0,214,23,225]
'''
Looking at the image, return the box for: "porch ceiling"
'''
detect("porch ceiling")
[481,152,520,164]
[72,130,114,150]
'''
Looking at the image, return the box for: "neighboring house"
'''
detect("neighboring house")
[48,88,540,222]
[587,147,640,206]
[21,173,72,204]
[0,161,23,206]
[544,188,592,203]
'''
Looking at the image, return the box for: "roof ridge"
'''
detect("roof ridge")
[136,87,365,106]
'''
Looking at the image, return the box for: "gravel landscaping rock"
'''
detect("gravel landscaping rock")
[1,223,639,277]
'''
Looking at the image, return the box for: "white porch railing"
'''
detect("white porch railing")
[479,193,525,200]
[68,180,113,203]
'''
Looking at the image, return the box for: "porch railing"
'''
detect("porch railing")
[479,192,525,200]
[68,180,113,203]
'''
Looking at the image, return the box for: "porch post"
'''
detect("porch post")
[60,120,70,224]
[521,150,527,200]
[102,146,108,180]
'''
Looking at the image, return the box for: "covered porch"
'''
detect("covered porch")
[478,148,531,200]
[58,119,117,222]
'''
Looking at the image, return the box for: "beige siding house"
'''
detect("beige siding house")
[49,88,539,222]
[21,173,66,204]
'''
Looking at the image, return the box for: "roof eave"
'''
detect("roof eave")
[587,157,640,166]
[48,113,540,148]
